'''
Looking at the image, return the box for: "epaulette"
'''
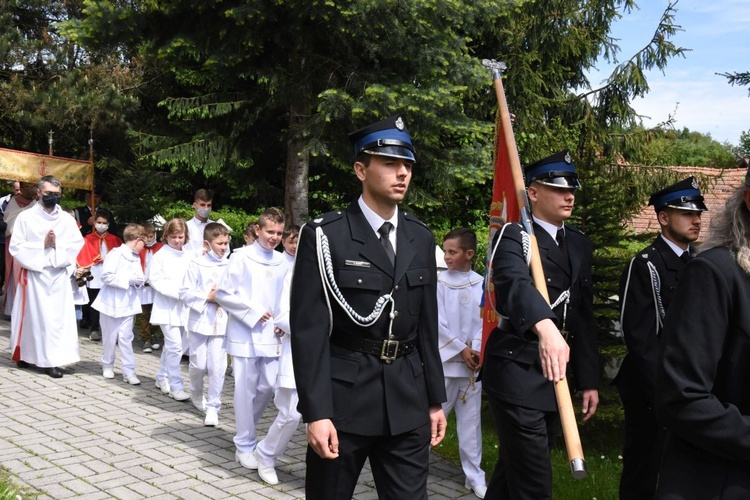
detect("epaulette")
[403,211,430,231]
[634,245,658,262]
[309,210,344,226]
[566,224,585,236]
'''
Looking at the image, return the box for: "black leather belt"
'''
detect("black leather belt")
[330,335,417,362]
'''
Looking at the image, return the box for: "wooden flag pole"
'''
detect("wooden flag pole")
[482,59,587,479]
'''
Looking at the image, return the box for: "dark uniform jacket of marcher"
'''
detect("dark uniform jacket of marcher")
[290,201,446,436]
[615,236,688,402]
[483,222,599,412]
[656,247,750,499]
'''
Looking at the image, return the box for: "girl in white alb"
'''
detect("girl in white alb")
[148,218,193,401]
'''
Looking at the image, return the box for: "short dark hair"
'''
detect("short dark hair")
[443,227,477,253]
[94,207,114,224]
[203,222,229,242]
[283,224,300,240]
[194,188,213,202]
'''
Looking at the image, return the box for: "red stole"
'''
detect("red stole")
[139,242,164,271]
[77,231,122,267]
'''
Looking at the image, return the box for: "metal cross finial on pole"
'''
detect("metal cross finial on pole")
[481,59,507,79]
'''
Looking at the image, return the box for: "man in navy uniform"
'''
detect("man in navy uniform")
[615,177,706,499]
[483,151,600,499]
[290,115,447,500]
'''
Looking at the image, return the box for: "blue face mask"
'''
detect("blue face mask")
[41,193,61,209]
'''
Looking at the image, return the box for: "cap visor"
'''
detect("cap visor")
[363,146,416,162]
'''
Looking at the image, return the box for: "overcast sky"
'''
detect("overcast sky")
[586,0,750,145]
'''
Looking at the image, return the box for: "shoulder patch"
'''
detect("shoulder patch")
[402,211,430,231]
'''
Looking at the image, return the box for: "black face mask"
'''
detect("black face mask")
[41,193,61,209]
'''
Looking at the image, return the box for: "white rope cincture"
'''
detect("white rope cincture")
[315,226,396,337]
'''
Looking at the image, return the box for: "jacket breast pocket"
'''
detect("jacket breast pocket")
[338,268,383,291]
[405,267,430,315]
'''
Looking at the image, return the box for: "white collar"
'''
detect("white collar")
[660,234,689,257]
[358,195,399,237]
[533,216,563,244]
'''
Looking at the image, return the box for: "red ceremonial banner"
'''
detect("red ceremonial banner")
[480,110,519,364]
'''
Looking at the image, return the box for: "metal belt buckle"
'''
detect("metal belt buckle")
[380,339,400,362]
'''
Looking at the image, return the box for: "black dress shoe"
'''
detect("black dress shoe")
[45,367,63,378]
[17,360,31,369]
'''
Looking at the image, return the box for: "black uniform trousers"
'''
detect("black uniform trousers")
[305,422,431,500]
[485,395,560,500]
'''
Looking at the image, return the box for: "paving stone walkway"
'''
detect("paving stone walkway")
[0,318,477,499]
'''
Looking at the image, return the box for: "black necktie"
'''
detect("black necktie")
[557,227,571,268]
[378,222,396,267]
[680,250,692,263]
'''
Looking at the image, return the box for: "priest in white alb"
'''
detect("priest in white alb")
[9,175,84,378]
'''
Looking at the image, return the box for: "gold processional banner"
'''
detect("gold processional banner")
[0,147,93,190]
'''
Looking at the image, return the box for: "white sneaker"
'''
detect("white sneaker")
[465,482,487,499]
[102,367,115,379]
[155,378,170,394]
[151,343,161,350]
[169,389,190,401]
[142,345,152,353]
[192,395,206,414]
[204,409,218,427]
[235,450,258,470]
[253,449,278,485]
[123,374,141,385]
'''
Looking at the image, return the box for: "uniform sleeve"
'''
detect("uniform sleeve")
[656,257,750,467]
[619,257,661,399]
[491,224,556,333]
[569,236,599,391]
[417,231,448,406]
[290,223,335,422]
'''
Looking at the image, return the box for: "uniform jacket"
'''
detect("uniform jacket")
[290,201,446,436]
[615,236,688,402]
[655,247,750,499]
[483,222,599,412]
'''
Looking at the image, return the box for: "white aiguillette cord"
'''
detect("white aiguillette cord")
[315,226,396,337]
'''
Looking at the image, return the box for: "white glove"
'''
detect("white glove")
[129,275,146,288]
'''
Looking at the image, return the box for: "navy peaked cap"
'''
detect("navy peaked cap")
[524,150,581,189]
[348,115,416,162]
[648,176,707,212]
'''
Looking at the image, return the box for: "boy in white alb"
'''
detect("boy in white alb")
[215,207,287,471]
[253,270,299,485]
[179,222,230,427]
[138,222,163,353]
[92,224,147,385]
[280,224,298,267]
[438,228,487,499]
[149,218,193,401]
